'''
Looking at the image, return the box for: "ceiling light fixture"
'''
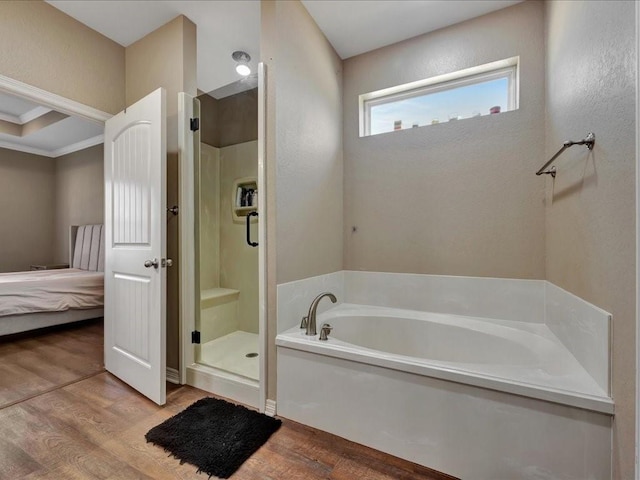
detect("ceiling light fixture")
[232,51,251,76]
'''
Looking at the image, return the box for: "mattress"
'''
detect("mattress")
[0,268,104,317]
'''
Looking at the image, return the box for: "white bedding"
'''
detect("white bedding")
[0,268,104,317]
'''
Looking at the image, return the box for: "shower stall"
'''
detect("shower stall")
[197,137,259,380]
[183,76,263,407]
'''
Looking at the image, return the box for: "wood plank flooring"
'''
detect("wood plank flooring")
[0,319,104,408]
[1,372,457,479]
[0,321,457,479]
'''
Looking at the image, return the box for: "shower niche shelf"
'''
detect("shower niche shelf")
[232,177,258,223]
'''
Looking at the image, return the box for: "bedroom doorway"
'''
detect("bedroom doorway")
[0,74,110,409]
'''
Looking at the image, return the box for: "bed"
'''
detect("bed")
[0,224,104,336]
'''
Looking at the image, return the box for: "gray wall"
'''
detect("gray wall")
[199,89,258,148]
[0,148,56,272]
[544,2,636,478]
[262,0,344,399]
[54,144,104,264]
[270,1,344,285]
[343,1,546,279]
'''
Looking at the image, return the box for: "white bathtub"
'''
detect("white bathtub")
[278,304,612,413]
[276,272,614,480]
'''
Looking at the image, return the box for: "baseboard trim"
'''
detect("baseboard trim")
[265,399,277,417]
[166,367,180,384]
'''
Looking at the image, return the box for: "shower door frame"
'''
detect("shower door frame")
[636,2,640,477]
[179,64,268,413]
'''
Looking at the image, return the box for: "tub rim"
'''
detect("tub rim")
[275,307,614,415]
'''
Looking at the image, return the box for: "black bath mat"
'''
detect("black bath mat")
[145,397,282,478]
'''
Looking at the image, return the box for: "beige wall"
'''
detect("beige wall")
[261,0,344,399]
[343,1,546,279]
[53,144,104,264]
[125,15,197,151]
[125,15,197,370]
[544,2,636,478]
[0,145,104,272]
[0,148,55,272]
[0,1,125,115]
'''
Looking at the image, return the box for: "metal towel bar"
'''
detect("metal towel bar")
[536,132,595,178]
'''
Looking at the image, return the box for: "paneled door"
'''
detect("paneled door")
[104,88,167,405]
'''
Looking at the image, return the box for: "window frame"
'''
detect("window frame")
[359,57,519,137]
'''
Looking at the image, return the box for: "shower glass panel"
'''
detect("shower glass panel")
[193,78,259,381]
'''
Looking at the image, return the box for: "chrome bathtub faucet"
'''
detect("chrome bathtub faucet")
[304,292,337,336]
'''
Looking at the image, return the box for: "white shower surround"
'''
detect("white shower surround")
[276,271,613,480]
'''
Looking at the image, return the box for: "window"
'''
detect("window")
[359,57,519,137]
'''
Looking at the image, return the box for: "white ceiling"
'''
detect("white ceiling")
[301,0,524,59]
[47,0,522,94]
[0,1,524,156]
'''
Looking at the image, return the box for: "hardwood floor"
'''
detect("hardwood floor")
[0,372,457,479]
[0,319,104,408]
[0,322,456,479]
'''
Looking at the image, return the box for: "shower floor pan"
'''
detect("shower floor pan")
[198,330,259,380]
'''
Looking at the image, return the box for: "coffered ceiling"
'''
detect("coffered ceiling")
[0,91,103,158]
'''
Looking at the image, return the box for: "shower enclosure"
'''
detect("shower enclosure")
[192,80,260,384]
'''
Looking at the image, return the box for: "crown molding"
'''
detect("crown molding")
[20,106,53,124]
[0,140,53,157]
[0,111,21,124]
[0,106,53,126]
[51,134,104,157]
[0,74,111,124]
[0,134,104,158]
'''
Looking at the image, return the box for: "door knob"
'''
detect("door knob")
[144,258,159,269]
[162,258,173,268]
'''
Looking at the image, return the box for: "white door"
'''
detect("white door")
[104,88,167,405]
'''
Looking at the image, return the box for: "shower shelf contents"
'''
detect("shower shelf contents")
[232,177,258,222]
[536,132,595,178]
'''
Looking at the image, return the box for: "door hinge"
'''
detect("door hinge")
[190,118,200,132]
[167,205,179,216]
[191,330,201,344]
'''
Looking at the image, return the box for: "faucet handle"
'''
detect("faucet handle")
[319,323,333,341]
[300,316,308,329]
